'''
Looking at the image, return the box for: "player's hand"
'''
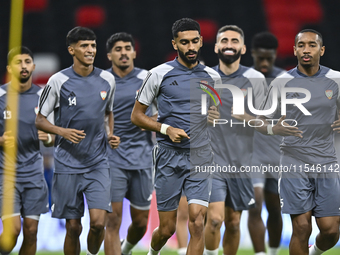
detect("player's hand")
[272,115,303,138]
[331,119,340,133]
[166,126,190,143]
[231,106,254,123]
[61,128,86,144]
[207,106,220,125]
[108,135,120,149]
[0,131,14,148]
[38,130,52,143]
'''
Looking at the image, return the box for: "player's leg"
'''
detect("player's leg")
[289,212,312,255]
[176,195,188,255]
[122,169,153,255]
[64,218,82,255]
[104,166,128,255]
[0,215,21,254]
[104,202,123,255]
[223,176,255,255]
[19,217,39,255]
[88,208,107,254]
[204,176,227,255]
[204,201,225,253]
[150,210,177,252]
[84,169,112,255]
[247,186,266,254]
[264,179,282,255]
[313,216,340,253]
[223,207,242,255]
[147,145,184,255]
[310,173,340,254]
[187,203,207,255]
[19,177,49,255]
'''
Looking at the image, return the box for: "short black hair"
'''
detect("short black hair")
[172,18,200,38]
[7,46,34,64]
[295,29,323,46]
[217,25,244,41]
[106,32,135,53]
[252,32,278,50]
[66,26,96,46]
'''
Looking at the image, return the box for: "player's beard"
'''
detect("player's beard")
[19,71,32,83]
[178,48,201,65]
[218,48,242,65]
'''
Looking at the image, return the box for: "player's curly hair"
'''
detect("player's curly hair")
[217,25,244,41]
[66,26,96,46]
[252,32,279,50]
[172,18,200,38]
[106,32,135,53]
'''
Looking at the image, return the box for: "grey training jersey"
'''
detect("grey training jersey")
[262,65,340,165]
[107,67,154,170]
[39,66,116,174]
[210,65,267,167]
[0,84,44,182]
[252,65,286,166]
[136,58,221,149]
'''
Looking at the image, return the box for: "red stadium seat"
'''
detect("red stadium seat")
[24,0,48,12]
[196,19,218,43]
[75,5,106,28]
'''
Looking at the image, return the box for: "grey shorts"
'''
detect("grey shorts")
[279,153,340,217]
[109,167,153,210]
[252,176,279,194]
[153,144,212,211]
[51,168,112,219]
[0,177,49,218]
[210,174,255,211]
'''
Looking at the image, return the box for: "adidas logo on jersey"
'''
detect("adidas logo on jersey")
[248,198,255,205]
[170,80,178,86]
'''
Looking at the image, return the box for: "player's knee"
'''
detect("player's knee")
[188,217,204,237]
[293,221,312,237]
[23,224,38,243]
[90,221,105,234]
[106,213,122,230]
[159,223,176,239]
[66,221,82,238]
[248,206,262,218]
[319,225,340,242]
[207,214,224,231]
[225,217,241,235]
[131,217,148,231]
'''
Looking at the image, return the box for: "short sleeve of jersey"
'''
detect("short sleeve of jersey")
[260,72,294,118]
[136,64,174,106]
[325,69,340,109]
[37,87,54,124]
[99,70,116,112]
[39,72,68,117]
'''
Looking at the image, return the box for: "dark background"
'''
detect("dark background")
[1,0,339,84]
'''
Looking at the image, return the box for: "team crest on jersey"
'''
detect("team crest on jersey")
[325,90,333,99]
[241,89,248,97]
[34,107,39,115]
[100,91,107,100]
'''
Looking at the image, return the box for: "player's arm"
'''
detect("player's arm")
[255,115,303,138]
[131,101,189,143]
[106,110,120,149]
[36,113,86,144]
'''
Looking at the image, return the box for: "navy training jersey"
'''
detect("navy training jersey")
[136,58,221,149]
[0,84,44,182]
[210,65,267,167]
[252,65,286,166]
[39,66,116,174]
[262,65,340,165]
[107,67,154,169]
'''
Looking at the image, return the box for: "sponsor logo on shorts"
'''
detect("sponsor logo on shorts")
[51,204,55,212]
[248,198,255,205]
[147,194,152,201]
